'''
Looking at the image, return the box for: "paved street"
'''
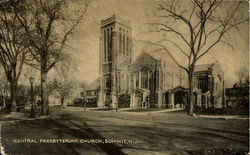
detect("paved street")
[1,107,249,155]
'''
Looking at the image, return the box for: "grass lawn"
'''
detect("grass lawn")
[89,107,114,111]
[123,108,166,112]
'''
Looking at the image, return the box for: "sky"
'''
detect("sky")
[62,0,249,86]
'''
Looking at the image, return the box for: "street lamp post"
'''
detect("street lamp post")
[84,98,87,111]
[29,76,35,118]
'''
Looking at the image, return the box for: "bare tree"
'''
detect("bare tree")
[142,0,248,115]
[0,2,32,112]
[112,63,128,112]
[54,57,75,108]
[0,70,9,109]
[13,0,89,115]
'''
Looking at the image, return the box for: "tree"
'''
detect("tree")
[15,84,29,111]
[0,2,32,112]
[142,0,248,115]
[113,62,128,112]
[13,0,89,115]
[0,70,9,109]
[54,57,75,108]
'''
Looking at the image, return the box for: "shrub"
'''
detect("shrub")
[118,94,130,108]
[149,93,158,108]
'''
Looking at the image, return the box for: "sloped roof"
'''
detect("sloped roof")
[194,63,213,72]
[130,52,157,72]
[131,51,185,75]
[85,79,99,91]
[172,86,188,93]
[194,61,220,72]
[166,86,188,93]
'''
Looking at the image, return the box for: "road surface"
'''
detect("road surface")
[1,107,248,155]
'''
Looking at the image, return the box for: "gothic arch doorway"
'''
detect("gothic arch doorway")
[134,89,143,107]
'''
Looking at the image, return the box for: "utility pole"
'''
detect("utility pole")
[179,67,182,86]
[29,76,35,118]
[171,73,174,88]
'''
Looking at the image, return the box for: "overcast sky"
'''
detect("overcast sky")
[63,0,249,86]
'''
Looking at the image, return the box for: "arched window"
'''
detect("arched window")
[136,72,139,87]
[123,34,125,55]
[119,33,122,54]
[141,71,148,89]
[103,30,107,62]
[105,74,111,91]
[108,28,112,61]
[155,70,159,90]
[126,36,129,56]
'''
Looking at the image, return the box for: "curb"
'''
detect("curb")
[193,115,249,120]
[0,116,50,125]
[63,107,249,120]
[74,108,184,114]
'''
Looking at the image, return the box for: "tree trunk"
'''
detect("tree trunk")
[0,91,6,108]
[10,82,17,113]
[61,96,64,108]
[3,97,6,108]
[40,59,49,115]
[188,79,194,115]
[41,70,49,115]
[188,68,194,116]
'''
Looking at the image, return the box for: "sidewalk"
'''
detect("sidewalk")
[64,107,110,111]
[0,112,50,124]
[195,114,249,120]
[64,106,249,120]
[64,106,185,114]
[120,108,185,115]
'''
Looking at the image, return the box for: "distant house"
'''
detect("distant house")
[82,79,99,107]
[193,61,225,109]
[225,85,249,109]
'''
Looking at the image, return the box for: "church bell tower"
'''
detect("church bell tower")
[98,15,132,108]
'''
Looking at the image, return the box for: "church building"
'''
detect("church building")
[129,52,188,109]
[193,61,225,108]
[98,15,224,109]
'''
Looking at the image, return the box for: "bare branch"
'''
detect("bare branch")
[139,39,188,72]
[146,22,190,47]
[165,39,190,58]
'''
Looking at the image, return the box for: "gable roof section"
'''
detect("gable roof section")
[171,86,188,93]
[194,61,222,73]
[194,63,213,72]
[130,52,157,72]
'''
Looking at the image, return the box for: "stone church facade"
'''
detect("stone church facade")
[129,52,188,109]
[98,15,224,109]
[193,61,225,108]
[98,15,132,108]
